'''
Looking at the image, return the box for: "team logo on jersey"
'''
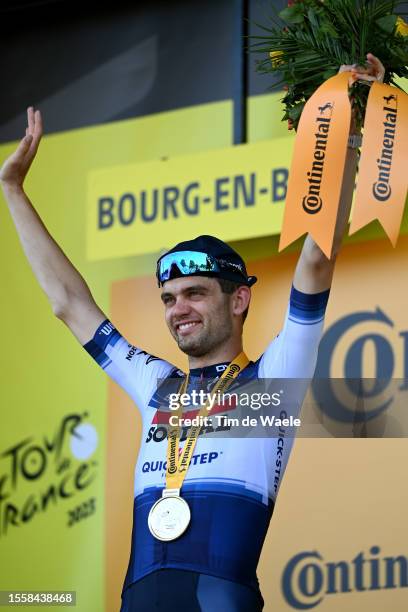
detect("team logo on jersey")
[142,451,220,473]
[99,321,115,336]
[145,419,232,444]
[125,345,160,364]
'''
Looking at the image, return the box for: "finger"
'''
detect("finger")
[352,73,378,82]
[27,110,43,158]
[8,134,33,165]
[351,67,373,77]
[338,65,355,74]
[365,61,384,78]
[366,53,385,80]
[27,106,35,135]
[33,109,43,137]
[366,53,384,69]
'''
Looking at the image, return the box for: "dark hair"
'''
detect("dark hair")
[216,278,249,323]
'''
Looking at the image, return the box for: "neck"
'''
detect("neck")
[188,336,243,370]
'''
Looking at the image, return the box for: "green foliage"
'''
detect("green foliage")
[250,0,408,130]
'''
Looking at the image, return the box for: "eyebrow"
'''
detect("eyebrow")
[160,284,210,302]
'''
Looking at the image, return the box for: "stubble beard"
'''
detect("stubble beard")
[174,311,233,358]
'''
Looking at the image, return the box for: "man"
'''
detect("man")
[0,57,384,612]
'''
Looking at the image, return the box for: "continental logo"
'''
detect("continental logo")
[178,436,195,472]
[372,94,398,202]
[217,364,241,394]
[167,429,178,474]
[282,546,408,609]
[312,306,406,423]
[302,102,333,215]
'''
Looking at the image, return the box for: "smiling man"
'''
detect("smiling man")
[81,232,332,612]
[159,237,255,365]
[0,54,385,612]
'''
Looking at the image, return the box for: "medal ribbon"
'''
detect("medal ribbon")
[165,351,249,491]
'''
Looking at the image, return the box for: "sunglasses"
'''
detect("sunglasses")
[156,250,247,287]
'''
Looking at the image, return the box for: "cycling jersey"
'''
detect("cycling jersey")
[83,284,330,598]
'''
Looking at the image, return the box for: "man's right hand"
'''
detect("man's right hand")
[0,106,107,345]
[0,107,42,188]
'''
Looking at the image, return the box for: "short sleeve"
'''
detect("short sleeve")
[258,285,330,378]
[83,319,176,414]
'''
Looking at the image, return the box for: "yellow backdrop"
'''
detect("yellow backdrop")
[1,91,407,612]
[108,235,408,611]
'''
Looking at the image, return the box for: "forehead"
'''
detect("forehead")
[161,276,219,294]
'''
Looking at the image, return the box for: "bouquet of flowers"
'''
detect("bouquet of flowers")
[251,0,408,130]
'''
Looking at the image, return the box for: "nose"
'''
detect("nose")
[171,295,192,318]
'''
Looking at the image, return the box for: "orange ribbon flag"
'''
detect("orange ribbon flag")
[279,74,408,254]
[349,83,408,246]
[279,72,351,258]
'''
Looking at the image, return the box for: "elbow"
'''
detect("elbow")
[52,301,67,320]
[51,289,70,320]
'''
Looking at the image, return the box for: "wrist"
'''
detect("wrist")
[0,180,25,195]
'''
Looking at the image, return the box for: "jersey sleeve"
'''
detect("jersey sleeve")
[258,285,330,378]
[82,319,176,414]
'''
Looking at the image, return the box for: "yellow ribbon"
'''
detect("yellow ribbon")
[165,351,250,491]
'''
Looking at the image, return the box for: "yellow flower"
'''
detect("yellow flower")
[270,50,284,67]
[396,16,408,36]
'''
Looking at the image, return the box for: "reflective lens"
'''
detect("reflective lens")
[157,251,220,285]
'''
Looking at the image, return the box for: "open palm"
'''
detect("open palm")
[0,107,43,187]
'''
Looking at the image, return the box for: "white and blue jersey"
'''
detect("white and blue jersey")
[83,285,330,596]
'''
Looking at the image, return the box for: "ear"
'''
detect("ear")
[232,285,251,317]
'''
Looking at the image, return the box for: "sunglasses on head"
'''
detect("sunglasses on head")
[156,250,247,287]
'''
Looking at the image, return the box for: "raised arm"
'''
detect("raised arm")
[293,53,385,294]
[0,107,105,344]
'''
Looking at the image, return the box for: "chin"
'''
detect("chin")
[176,334,210,357]
[177,339,203,357]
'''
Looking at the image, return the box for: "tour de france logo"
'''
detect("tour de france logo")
[0,413,99,538]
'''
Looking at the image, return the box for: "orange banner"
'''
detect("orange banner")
[279,72,351,258]
[349,82,408,246]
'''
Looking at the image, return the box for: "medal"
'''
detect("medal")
[148,352,250,541]
[148,489,191,541]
